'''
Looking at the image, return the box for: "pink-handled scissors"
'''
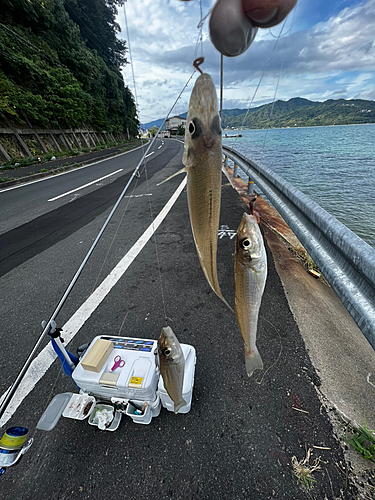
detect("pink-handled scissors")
[111,355,125,371]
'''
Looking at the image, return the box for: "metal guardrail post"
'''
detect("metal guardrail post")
[233,164,238,178]
[223,145,375,350]
[247,179,254,195]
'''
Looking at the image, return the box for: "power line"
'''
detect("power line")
[65,2,110,55]
[0,22,66,69]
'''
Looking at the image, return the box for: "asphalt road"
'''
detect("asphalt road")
[0,138,355,498]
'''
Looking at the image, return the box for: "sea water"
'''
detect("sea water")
[223,123,375,249]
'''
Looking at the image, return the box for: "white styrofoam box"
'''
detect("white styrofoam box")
[158,344,196,414]
[73,335,159,402]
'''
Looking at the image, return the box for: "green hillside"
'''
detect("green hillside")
[222,98,375,129]
[0,0,138,135]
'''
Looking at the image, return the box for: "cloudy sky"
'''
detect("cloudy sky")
[116,0,375,123]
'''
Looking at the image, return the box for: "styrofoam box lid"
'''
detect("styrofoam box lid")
[158,344,196,396]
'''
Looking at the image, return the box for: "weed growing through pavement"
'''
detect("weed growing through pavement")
[343,420,375,463]
[292,448,321,490]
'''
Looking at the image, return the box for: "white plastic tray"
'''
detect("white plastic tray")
[62,394,96,420]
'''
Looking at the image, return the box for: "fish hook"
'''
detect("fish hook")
[249,196,260,224]
[193,57,204,74]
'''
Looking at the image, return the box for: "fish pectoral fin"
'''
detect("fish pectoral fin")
[173,398,187,414]
[156,167,187,186]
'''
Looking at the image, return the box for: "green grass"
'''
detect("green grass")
[343,421,375,463]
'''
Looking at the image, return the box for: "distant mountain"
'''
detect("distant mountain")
[222,98,375,129]
[143,98,375,131]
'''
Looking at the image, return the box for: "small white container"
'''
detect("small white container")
[62,394,96,420]
[126,400,152,425]
[158,344,196,414]
[88,403,114,428]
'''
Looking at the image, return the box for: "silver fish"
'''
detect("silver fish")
[160,59,231,310]
[158,326,186,413]
[234,211,267,377]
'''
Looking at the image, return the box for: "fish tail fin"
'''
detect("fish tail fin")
[156,167,187,186]
[173,399,187,414]
[215,290,234,313]
[245,346,263,377]
[201,265,234,313]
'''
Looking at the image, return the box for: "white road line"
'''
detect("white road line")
[48,169,123,202]
[0,141,149,193]
[145,151,154,158]
[158,145,162,149]
[0,177,187,427]
[124,193,152,198]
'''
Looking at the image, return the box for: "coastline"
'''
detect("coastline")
[223,121,375,132]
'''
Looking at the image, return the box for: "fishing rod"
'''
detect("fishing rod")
[0,70,197,422]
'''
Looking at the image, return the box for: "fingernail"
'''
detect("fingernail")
[248,7,278,26]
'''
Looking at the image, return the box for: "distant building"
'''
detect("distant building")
[166,116,186,135]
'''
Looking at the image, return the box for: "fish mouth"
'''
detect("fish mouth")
[204,136,214,148]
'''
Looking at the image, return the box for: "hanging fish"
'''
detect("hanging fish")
[159,58,231,311]
[158,326,186,414]
[234,202,267,377]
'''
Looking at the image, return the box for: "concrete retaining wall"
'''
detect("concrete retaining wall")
[0,125,126,162]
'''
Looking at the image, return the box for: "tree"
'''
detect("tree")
[0,0,139,134]
[148,126,159,137]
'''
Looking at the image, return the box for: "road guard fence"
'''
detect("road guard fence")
[223,145,375,350]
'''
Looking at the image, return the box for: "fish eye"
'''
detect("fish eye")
[163,348,171,356]
[189,118,202,139]
[240,238,251,250]
[211,115,222,135]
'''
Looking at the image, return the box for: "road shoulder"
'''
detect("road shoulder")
[226,166,375,498]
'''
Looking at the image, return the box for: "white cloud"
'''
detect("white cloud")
[117,0,375,121]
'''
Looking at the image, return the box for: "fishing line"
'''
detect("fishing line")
[90,0,147,296]
[255,315,283,385]
[0,71,196,422]
[199,0,204,58]
[259,48,287,157]
[89,167,142,295]
[193,1,210,60]
[0,3,199,421]
[143,157,169,326]
[124,0,198,325]
[228,17,288,152]
[118,311,129,336]
[259,4,298,157]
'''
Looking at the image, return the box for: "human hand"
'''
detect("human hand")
[209,0,298,57]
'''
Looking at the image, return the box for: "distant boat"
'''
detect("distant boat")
[224,133,242,138]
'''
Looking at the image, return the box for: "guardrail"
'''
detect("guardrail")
[223,145,375,350]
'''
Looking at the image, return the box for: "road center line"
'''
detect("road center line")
[0,177,187,427]
[0,141,149,194]
[48,169,123,202]
[145,151,154,158]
